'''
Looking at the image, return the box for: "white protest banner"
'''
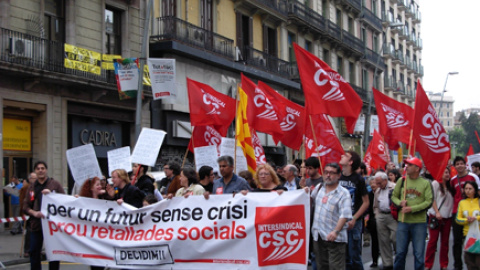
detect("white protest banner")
[219,137,235,157]
[131,128,166,167]
[66,144,103,186]
[194,145,219,173]
[467,153,480,171]
[107,146,132,176]
[42,191,309,269]
[370,115,379,136]
[147,58,176,100]
[235,146,248,173]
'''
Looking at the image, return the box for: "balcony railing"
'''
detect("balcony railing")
[337,0,362,14]
[342,30,364,54]
[394,49,404,63]
[361,7,382,32]
[419,65,424,76]
[414,38,423,50]
[382,43,395,58]
[288,0,326,33]
[327,20,342,41]
[363,48,385,70]
[254,0,288,16]
[384,76,397,90]
[381,11,395,26]
[352,84,368,102]
[153,16,234,60]
[0,28,115,84]
[396,0,407,10]
[396,82,405,94]
[243,46,292,77]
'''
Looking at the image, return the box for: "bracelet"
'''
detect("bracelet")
[333,230,340,234]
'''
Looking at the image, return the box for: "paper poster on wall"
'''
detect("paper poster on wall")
[147,58,176,100]
[131,128,166,167]
[66,144,103,186]
[107,146,132,176]
[194,145,220,173]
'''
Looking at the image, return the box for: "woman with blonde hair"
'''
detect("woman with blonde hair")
[107,169,144,208]
[254,164,287,192]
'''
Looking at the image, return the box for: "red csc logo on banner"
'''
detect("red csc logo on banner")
[255,205,306,266]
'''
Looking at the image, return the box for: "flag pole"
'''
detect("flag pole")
[407,129,414,157]
[381,135,391,162]
[309,115,323,175]
[181,147,189,168]
[234,83,240,174]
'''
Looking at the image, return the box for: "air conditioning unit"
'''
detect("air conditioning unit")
[235,46,243,62]
[10,37,33,59]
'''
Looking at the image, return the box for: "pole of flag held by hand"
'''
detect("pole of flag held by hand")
[135,0,154,140]
[309,115,323,175]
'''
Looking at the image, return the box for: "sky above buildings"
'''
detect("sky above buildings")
[421,0,480,112]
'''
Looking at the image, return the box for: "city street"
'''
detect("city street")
[3,237,461,270]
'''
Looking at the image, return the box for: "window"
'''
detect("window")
[348,17,354,34]
[373,35,378,52]
[447,112,450,117]
[448,121,450,126]
[288,32,296,62]
[105,7,122,55]
[44,0,65,42]
[372,0,378,16]
[349,62,355,83]
[200,0,213,31]
[162,0,176,16]
[447,103,450,108]
[322,0,329,18]
[336,8,342,27]
[305,40,312,52]
[337,56,343,77]
[362,69,368,90]
[323,49,330,65]
[362,28,367,46]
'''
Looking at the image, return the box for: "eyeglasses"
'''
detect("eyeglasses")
[324,171,338,176]
[258,172,271,177]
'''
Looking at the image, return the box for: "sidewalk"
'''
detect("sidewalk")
[0,228,29,266]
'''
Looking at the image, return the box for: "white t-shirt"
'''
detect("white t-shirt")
[427,180,453,218]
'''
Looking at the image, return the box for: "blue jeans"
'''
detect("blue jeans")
[30,230,60,270]
[394,222,427,270]
[346,219,364,270]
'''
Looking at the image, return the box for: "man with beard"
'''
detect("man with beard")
[310,162,352,270]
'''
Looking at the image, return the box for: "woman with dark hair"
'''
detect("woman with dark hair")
[425,167,455,270]
[107,169,145,208]
[456,181,480,270]
[79,177,106,199]
[174,167,205,197]
[387,169,402,183]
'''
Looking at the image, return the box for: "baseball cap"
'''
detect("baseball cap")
[405,157,422,168]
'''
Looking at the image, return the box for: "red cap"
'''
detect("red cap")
[405,157,422,168]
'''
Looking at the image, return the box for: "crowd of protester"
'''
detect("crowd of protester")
[4,153,480,270]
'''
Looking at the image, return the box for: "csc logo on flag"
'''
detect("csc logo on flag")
[255,205,307,266]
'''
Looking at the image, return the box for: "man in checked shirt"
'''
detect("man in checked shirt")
[309,162,352,270]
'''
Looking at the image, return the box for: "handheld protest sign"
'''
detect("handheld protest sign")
[66,143,103,186]
[131,128,166,167]
[107,146,132,176]
[194,145,220,173]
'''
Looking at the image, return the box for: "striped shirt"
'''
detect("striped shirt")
[311,184,352,243]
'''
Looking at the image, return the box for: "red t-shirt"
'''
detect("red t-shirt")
[452,173,480,214]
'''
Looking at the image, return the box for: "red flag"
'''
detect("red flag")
[305,114,345,166]
[465,144,474,164]
[364,130,389,170]
[413,81,451,182]
[188,125,227,155]
[187,78,236,127]
[241,74,284,143]
[293,43,362,133]
[258,81,306,150]
[373,88,413,150]
[251,129,267,166]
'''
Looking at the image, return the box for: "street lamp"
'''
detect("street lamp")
[440,71,459,104]
[363,22,404,151]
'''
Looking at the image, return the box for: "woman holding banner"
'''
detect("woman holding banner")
[456,181,480,270]
[79,177,107,199]
[174,167,205,197]
[107,169,145,208]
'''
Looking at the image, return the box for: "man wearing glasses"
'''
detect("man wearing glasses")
[158,161,182,196]
[211,155,250,194]
[310,162,352,269]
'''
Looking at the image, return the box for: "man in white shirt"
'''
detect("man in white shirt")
[283,164,300,191]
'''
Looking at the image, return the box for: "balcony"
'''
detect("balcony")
[382,43,395,59]
[414,38,423,50]
[243,46,292,77]
[326,20,342,42]
[398,27,409,40]
[360,7,382,32]
[335,0,362,15]
[393,49,404,64]
[396,0,407,11]
[406,33,416,46]
[413,9,422,23]
[381,11,395,27]
[0,28,116,85]
[395,82,405,94]
[341,30,365,55]
[384,76,397,91]
[234,0,288,23]
[288,0,327,35]
[405,57,414,73]
[352,84,368,103]
[152,17,234,60]
[405,3,414,19]
[362,48,385,71]
[419,65,424,76]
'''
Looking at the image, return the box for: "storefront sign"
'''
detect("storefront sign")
[2,118,31,151]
